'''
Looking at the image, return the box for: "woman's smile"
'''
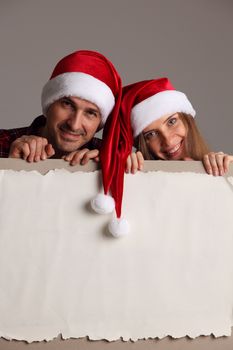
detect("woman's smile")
[162,140,185,159]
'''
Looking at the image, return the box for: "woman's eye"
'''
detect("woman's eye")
[144,130,158,141]
[168,117,177,126]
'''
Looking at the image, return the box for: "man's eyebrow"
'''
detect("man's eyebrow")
[86,107,101,114]
[62,96,75,104]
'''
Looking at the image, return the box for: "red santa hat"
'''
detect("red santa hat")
[130,77,196,137]
[41,50,124,237]
[41,50,121,127]
[97,77,196,237]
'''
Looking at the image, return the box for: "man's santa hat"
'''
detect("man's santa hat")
[41,50,124,237]
[41,50,121,127]
[97,77,196,237]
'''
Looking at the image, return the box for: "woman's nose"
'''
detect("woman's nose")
[161,129,173,147]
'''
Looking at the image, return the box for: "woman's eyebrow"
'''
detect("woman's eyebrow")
[143,129,156,136]
[164,113,176,124]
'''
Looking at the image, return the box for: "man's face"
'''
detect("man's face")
[43,96,101,156]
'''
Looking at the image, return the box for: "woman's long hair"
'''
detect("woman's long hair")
[135,113,209,160]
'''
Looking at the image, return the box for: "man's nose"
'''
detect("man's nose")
[67,110,83,131]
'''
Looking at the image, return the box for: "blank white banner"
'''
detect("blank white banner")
[0,169,233,342]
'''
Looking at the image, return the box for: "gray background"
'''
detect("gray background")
[0,2,233,347]
[0,0,232,153]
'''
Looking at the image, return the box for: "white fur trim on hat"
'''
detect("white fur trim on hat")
[131,90,196,137]
[108,217,130,237]
[41,72,115,125]
[91,193,115,214]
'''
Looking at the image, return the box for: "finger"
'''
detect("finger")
[39,138,49,160]
[63,151,75,162]
[208,153,219,176]
[70,149,89,166]
[27,139,37,162]
[203,154,213,175]
[215,153,225,176]
[21,143,31,161]
[223,155,233,173]
[131,152,139,174]
[93,156,100,162]
[81,149,99,165]
[33,138,44,162]
[45,143,55,159]
[136,151,144,171]
[125,155,132,173]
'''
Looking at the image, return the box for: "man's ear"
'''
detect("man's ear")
[96,119,103,133]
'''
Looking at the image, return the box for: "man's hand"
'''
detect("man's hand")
[63,148,99,166]
[9,135,55,162]
[125,151,144,174]
[203,152,233,176]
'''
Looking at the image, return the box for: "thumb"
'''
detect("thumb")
[45,144,55,158]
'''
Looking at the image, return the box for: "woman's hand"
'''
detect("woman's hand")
[203,152,233,176]
[9,135,55,162]
[125,151,144,174]
[63,148,99,166]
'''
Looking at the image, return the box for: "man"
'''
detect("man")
[0,50,122,165]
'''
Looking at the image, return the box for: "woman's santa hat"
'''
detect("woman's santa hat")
[97,77,196,237]
[41,50,121,127]
[128,77,196,137]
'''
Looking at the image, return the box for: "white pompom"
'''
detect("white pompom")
[108,217,130,238]
[91,193,115,214]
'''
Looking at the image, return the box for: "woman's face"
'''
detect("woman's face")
[142,113,187,160]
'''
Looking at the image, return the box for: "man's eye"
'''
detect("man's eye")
[144,130,158,141]
[168,117,177,126]
[86,110,98,118]
[61,99,73,108]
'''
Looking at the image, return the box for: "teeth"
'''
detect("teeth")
[167,143,181,155]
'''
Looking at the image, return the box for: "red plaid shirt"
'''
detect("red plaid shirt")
[0,115,102,158]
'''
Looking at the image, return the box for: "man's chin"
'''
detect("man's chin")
[55,141,84,156]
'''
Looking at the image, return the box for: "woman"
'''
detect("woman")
[92,77,233,237]
[123,78,233,175]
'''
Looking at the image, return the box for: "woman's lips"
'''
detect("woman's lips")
[164,141,184,159]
